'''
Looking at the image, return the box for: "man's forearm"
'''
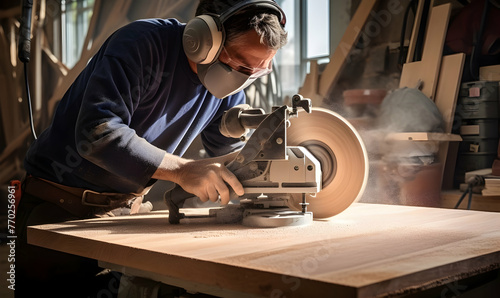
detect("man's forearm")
[152,151,239,182]
[151,153,189,183]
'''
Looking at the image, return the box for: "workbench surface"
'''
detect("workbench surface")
[28,203,500,297]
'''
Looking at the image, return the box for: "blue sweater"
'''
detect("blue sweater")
[24,19,245,194]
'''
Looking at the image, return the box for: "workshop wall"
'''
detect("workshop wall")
[0,0,198,185]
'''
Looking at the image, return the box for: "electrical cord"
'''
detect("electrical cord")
[18,0,37,140]
[454,175,485,210]
[23,63,37,139]
[469,0,490,80]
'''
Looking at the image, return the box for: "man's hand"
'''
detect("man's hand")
[152,152,244,205]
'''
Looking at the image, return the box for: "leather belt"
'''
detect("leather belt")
[23,176,139,218]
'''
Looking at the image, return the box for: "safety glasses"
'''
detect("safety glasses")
[219,47,273,78]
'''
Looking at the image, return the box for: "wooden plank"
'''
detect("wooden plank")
[399,3,451,100]
[28,203,500,297]
[406,0,430,63]
[480,65,500,81]
[386,132,461,142]
[434,54,466,134]
[318,0,379,99]
[393,55,465,189]
[434,53,466,188]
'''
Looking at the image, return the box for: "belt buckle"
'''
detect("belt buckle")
[82,190,112,207]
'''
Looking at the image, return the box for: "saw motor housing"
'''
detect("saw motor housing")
[222,96,322,197]
[165,95,324,227]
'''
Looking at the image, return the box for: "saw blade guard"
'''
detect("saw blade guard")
[286,108,369,218]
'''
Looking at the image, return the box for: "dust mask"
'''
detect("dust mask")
[197,61,256,99]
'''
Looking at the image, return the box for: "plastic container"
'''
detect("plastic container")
[459,136,499,153]
[459,119,499,138]
[459,81,499,100]
[456,81,499,119]
[456,152,497,172]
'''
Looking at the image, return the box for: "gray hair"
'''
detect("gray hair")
[195,0,288,50]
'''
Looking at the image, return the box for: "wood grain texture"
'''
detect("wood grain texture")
[28,203,500,297]
[434,53,466,185]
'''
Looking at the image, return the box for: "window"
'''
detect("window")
[61,0,95,68]
[274,0,299,99]
[275,0,332,100]
[305,0,330,59]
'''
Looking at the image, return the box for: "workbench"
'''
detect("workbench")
[28,203,500,297]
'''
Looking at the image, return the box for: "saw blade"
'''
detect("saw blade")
[286,108,369,218]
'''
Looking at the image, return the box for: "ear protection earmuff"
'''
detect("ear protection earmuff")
[183,0,286,65]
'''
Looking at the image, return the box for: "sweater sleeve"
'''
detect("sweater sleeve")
[74,55,165,188]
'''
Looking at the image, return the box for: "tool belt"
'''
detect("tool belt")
[23,176,141,218]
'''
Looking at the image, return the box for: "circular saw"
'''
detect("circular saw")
[164,95,369,227]
[286,108,369,218]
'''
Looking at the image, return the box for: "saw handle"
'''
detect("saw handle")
[164,184,193,224]
[164,183,240,224]
[220,104,266,138]
[292,94,312,113]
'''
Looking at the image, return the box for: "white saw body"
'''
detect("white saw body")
[164,95,368,227]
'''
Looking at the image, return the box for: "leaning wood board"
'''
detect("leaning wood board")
[399,3,451,100]
[28,203,500,297]
[405,0,432,63]
[385,132,462,142]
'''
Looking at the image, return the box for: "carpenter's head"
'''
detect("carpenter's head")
[185,0,288,98]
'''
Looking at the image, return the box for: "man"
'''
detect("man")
[16,0,287,297]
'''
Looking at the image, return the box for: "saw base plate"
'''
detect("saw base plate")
[209,204,313,227]
[242,209,313,228]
